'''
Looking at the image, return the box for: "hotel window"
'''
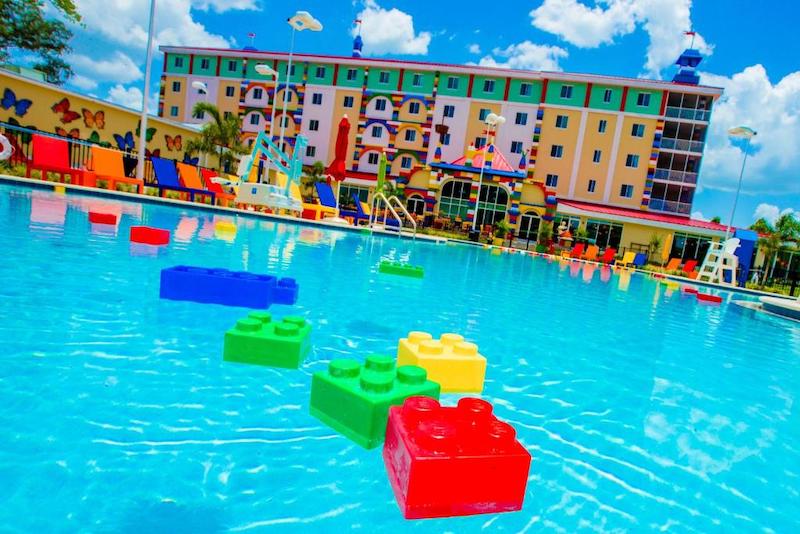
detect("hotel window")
[315,66,326,78]
[401,156,413,169]
[379,71,390,84]
[447,76,459,89]
[441,132,451,145]
[598,119,608,133]
[586,219,623,249]
[227,60,237,71]
[223,111,232,119]
[515,112,528,125]
[438,180,472,219]
[343,95,354,108]
[555,115,569,129]
[200,58,210,69]
[560,85,573,99]
[511,141,523,154]
[172,81,181,92]
[253,88,263,100]
[285,92,292,103]
[475,136,487,149]
[625,154,640,168]
[371,125,383,138]
[603,89,613,103]
[478,108,490,121]
[367,153,379,165]
[443,104,455,118]
[592,150,602,163]
[375,99,387,111]
[404,129,417,142]
[312,93,323,105]
[174,57,184,68]
[587,179,597,193]
[169,106,178,117]
[281,116,289,127]
[483,79,495,93]
[620,184,634,198]
[346,68,357,81]
[196,110,205,119]
[306,145,316,157]
[631,123,645,137]
[287,64,296,76]
[225,86,235,97]
[545,174,558,187]
[636,93,651,106]
[519,83,532,96]
[309,119,319,131]
[550,144,564,158]
[412,73,422,87]
[408,102,420,114]
[249,114,260,125]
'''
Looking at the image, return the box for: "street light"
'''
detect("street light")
[471,113,506,232]
[254,63,279,183]
[135,0,157,181]
[278,10,323,155]
[725,125,757,241]
[191,81,208,95]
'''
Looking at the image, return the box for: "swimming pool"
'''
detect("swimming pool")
[1,182,798,532]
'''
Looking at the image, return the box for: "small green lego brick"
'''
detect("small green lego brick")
[223,311,311,369]
[378,260,424,278]
[310,355,440,449]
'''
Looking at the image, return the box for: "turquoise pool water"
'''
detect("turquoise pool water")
[1,183,798,532]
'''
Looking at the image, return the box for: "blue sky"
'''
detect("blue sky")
[34,1,800,227]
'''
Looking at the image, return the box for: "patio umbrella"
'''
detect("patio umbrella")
[661,233,673,267]
[325,115,351,215]
[376,151,387,193]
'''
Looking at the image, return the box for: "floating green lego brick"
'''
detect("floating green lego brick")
[378,260,424,278]
[223,311,311,369]
[310,355,440,449]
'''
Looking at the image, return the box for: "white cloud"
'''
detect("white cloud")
[106,84,159,113]
[191,0,258,12]
[70,51,143,84]
[352,0,431,55]
[700,65,800,196]
[530,0,712,78]
[71,74,98,91]
[476,41,568,72]
[691,211,707,221]
[468,43,481,54]
[753,204,796,225]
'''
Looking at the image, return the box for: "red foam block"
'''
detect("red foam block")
[383,396,531,520]
[89,211,118,225]
[681,286,699,295]
[130,225,170,246]
[696,292,722,304]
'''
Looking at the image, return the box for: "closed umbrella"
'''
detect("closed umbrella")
[325,115,351,216]
[661,233,673,266]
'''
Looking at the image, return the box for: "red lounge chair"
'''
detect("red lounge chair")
[599,247,617,264]
[682,260,697,273]
[26,134,84,185]
[200,169,236,207]
[570,243,585,259]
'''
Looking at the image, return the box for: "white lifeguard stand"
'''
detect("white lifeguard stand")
[697,237,740,286]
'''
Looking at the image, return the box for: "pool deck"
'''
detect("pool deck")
[2,172,796,303]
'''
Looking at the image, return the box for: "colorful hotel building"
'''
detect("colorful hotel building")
[157,44,726,259]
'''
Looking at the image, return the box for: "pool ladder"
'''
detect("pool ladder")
[370,193,417,240]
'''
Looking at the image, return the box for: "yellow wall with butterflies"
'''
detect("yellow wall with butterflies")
[0,69,210,166]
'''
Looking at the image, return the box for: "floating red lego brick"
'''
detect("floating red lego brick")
[383,396,531,519]
[696,292,722,304]
[88,211,118,225]
[130,225,170,246]
[681,286,699,295]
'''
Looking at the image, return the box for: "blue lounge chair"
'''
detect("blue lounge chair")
[151,157,213,203]
[314,182,337,209]
[632,252,647,267]
[340,192,372,225]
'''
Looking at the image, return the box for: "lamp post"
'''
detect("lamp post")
[278,11,322,155]
[254,63,279,183]
[191,81,208,101]
[725,126,757,241]
[471,113,506,231]
[135,0,157,181]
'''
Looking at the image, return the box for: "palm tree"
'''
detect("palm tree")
[299,161,326,200]
[185,102,248,172]
[750,217,774,234]
[775,213,800,241]
[757,232,783,281]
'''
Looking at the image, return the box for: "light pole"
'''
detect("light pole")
[471,112,506,231]
[725,126,757,241]
[190,81,208,167]
[135,0,157,181]
[279,11,322,155]
[254,63,278,183]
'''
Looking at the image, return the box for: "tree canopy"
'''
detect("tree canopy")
[749,218,774,235]
[185,102,248,172]
[0,1,81,84]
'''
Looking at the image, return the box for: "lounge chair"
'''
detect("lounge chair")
[616,251,636,268]
[151,157,209,202]
[314,182,338,210]
[682,259,698,274]
[176,162,216,204]
[582,245,599,262]
[599,247,617,264]
[340,192,371,225]
[83,146,143,193]
[199,168,237,207]
[569,243,585,259]
[26,134,84,185]
[665,258,682,271]
[632,252,648,267]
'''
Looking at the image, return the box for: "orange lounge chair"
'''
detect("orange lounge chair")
[569,243,585,259]
[682,259,698,274]
[84,146,144,193]
[200,168,236,207]
[582,245,599,262]
[177,162,217,204]
[26,134,84,185]
[665,258,682,271]
[599,247,617,264]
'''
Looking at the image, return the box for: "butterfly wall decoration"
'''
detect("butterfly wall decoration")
[135,121,157,142]
[113,131,135,151]
[51,98,81,124]
[55,127,80,139]
[164,134,182,151]
[145,148,161,159]
[82,109,105,129]
[1,88,33,117]
[182,153,199,165]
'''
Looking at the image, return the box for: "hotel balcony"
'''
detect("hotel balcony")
[664,106,711,122]
[653,168,698,185]
[659,137,705,153]
[648,199,692,215]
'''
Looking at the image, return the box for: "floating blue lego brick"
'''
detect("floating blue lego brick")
[272,277,299,305]
[159,266,298,308]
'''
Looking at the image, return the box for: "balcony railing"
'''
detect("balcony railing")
[649,198,692,215]
[659,137,705,153]
[653,168,698,185]
[664,106,711,122]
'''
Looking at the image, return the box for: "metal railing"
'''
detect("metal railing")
[659,137,705,153]
[648,198,692,215]
[664,106,711,122]
[653,168,698,184]
[370,192,417,239]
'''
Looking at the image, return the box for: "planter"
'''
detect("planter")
[535,244,546,253]
[492,237,504,246]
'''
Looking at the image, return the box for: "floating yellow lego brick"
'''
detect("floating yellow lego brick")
[53,185,66,195]
[214,220,237,233]
[397,332,486,393]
